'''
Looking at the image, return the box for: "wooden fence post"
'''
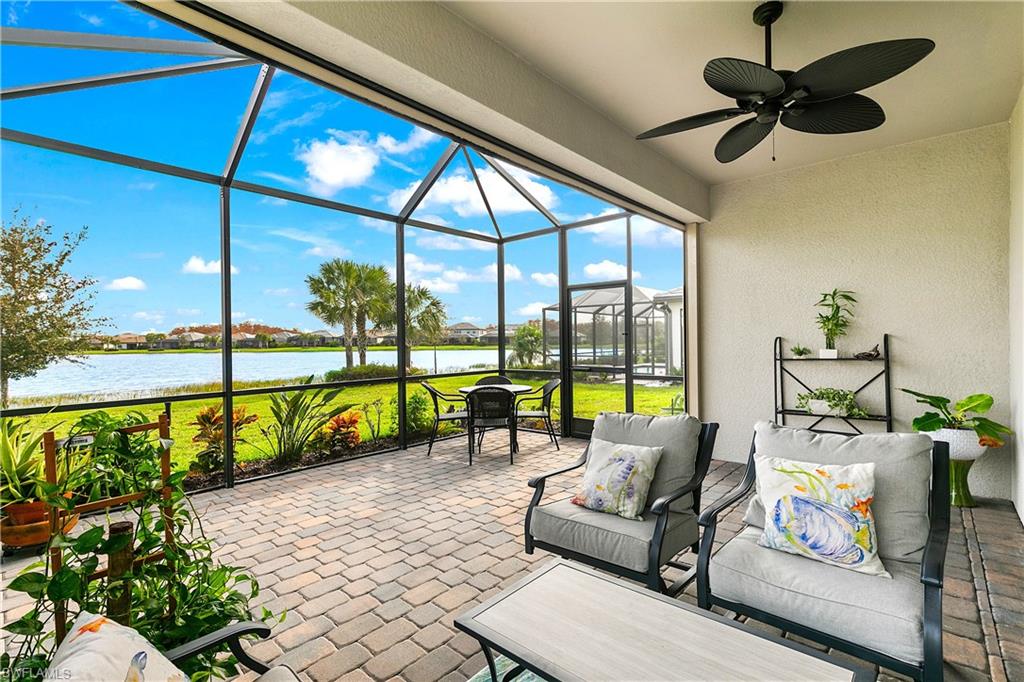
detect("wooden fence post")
[105,521,134,625]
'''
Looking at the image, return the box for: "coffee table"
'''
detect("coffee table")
[455,560,873,682]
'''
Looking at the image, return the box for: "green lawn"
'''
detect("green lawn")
[18,376,682,473]
[81,344,499,355]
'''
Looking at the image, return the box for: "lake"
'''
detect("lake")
[10,349,503,400]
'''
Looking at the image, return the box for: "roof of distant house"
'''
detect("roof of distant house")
[448,322,482,330]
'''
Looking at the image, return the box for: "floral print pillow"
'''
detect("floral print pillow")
[571,437,663,520]
[755,456,890,577]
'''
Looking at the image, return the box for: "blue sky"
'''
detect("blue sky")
[1,1,684,335]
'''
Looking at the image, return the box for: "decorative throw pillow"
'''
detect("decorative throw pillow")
[46,611,187,682]
[755,455,890,577]
[571,437,663,520]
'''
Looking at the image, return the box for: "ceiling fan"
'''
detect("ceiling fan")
[636,1,934,163]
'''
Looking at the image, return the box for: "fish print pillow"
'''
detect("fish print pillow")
[571,437,663,520]
[754,455,890,577]
[46,611,187,682]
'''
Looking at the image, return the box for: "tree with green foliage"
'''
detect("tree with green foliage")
[144,332,166,349]
[0,211,105,407]
[354,263,393,366]
[306,259,358,368]
[508,324,543,368]
[378,284,447,370]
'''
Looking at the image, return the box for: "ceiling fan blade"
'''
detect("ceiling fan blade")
[781,94,885,134]
[715,116,775,163]
[786,38,935,103]
[636,108,747,140]
[704,58,785,101]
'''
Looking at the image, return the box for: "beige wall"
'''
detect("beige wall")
[1011,83,1024,520]
[700,124,1013,498]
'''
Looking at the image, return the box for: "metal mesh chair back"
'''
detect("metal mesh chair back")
[468,387,514,423]
[476,375,512,385]
[540,378,561,410]
[420,381,446,416]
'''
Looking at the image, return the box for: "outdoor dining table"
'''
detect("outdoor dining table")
[456,384,536,396]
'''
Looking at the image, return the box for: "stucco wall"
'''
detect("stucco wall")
[701,124,1013,499]
[1011,84,1024,520]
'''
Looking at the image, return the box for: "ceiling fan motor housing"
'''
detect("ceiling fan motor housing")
[752,1,784,28]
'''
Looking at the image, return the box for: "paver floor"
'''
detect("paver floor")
[3,431,1023,681]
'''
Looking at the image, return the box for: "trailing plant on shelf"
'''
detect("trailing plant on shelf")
[795,387,868,418]
[252,376,353,463]
[189,405,259,474]
[815,289,856,350]
[790,345,811,358]
[1,411,281,681]
[900,389,1012,447]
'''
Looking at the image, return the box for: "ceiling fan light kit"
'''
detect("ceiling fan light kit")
[637,1,935,163]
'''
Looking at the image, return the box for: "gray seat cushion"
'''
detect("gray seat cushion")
[592,412,702,512]
[743,421,934,562]
[710,527,924,664]
[256,665,300,682]
[530,498,697,572]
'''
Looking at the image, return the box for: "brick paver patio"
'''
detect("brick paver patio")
[3,430,1023,681]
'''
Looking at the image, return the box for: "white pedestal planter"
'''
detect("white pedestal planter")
[807,399,832,415]
[929,428,987,507]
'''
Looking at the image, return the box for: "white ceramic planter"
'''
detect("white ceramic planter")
[818,349,839,359]
[930,428,987,461]
[808,399,832,415]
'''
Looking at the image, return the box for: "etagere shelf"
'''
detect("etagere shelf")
[773,334,893,435]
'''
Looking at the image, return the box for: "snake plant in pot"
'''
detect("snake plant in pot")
[901,389,1013,507]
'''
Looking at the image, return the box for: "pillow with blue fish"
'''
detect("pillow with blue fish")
[572,437,663,520]
[754,456,890,577]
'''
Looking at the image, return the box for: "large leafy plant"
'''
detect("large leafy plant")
[189,405,259,474]
[2,411,279,681]
[0,418,47,505]
[901,389,1013,447]
[815,289,856,350]
[253,377,352,463]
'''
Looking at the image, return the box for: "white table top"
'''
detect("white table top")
[456,561,866,682]
[458,384,534,394]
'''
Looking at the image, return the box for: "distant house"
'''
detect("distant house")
[270,331,292,346]
[113,333,146,350]
[233,331,259,348]
[368,328,397,346]
[87,335,113,350]
[446,322,484,342]
[170,331,207,349]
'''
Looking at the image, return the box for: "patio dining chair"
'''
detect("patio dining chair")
[476,375,512,385]
[696,421,949,682]
[420,381,467,456]
[525,412,719,595]
[467,386,517,465]
[515,378,561,449]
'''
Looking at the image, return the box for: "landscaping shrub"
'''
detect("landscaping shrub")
[390,389,434,436]
[251,377,354,463]
[188,405,258,474]
[324,364,424,382]
[314,410,361,450]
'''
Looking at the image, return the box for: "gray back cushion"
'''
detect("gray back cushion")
[743,421,934,562]
[592,412,702,512]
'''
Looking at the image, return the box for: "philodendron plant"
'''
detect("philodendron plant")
[900,389,1013,447]
[815,289,856,350]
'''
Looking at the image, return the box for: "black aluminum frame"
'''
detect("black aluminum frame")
[1,6,689,490]
[523,422,718,595]
[695,436,950,682]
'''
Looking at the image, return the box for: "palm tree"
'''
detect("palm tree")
[379,284,447,370]
[508,324,543,368]
[353,263,393,366]
[306,259,358,369]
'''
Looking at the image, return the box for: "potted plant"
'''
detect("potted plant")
[795,388,868,418]
[815,289,856,358]
[790,345,811,358]
[901,389,1013,507]
[0,419,81,548]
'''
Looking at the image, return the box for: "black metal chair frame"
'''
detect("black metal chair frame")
[695,437,950,682]
[475,375,512,385]
[514,378,561,450]
[421,381,468,457]
[524,422,719,596]
[467,386,517,465]
[164,621,274,674]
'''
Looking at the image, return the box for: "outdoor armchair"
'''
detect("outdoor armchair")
[525,412,718,595]
[515,378,561,449]
[696,421,949,682]
[420,381,468,456]
[164,621,289,678]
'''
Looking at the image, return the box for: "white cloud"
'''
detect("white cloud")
[251,101,337,144]
[583,260,641,280]
[413,230,493,251]
[296,137,379,197]
[375,127,439,155]
[263,288,294,296]
[132,310,164,323]
[77,11,103,26]
[231,311,249,320]
[182,256,238,275]
[176,308,201,316]
[516,302,549,316]
[253,171,303,189]
[127,181,156,191]
[259,196,287,207]
[386,165,557,218]
[270,228,349,259]
[577,213,682,248]
[482,263,522,282]
[531,272,558,287]
[403,256,517,295]
[417,277,460,294]
[106,276,146,291]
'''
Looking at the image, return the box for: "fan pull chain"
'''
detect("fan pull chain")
[771,128,776,162]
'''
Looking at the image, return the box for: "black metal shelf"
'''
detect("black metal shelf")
[773,334,893,436]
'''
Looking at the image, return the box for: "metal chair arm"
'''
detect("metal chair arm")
[527,451,587,488]
[164,621,271,674]
[921,518,949,588]
[649,478,704,515]
[697,467,755,528]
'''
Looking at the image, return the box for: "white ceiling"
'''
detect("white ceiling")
[445,1,1023,186]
